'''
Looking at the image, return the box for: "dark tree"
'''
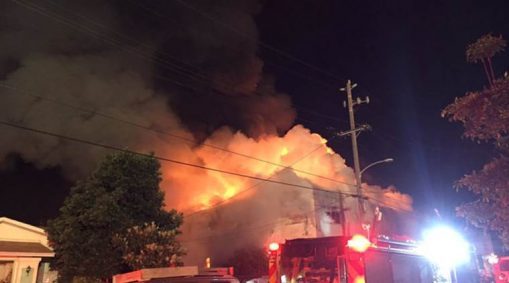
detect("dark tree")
[46,152,183,282]
[465,34,506,87]
[113,221,185,270]
[443,34,509,247]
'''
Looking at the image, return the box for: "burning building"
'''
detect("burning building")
[0,0,414,268]
[173,125,413,266]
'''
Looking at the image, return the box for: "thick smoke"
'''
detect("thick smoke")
[0,0,412,265]
[0,0,294,173]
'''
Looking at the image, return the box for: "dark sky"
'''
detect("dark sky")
[1,0,508,226]
[256,0,509,217]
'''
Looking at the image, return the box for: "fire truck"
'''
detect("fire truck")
[491,256,509,283]
[267,234,441,283]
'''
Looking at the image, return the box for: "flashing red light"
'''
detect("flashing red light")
[268,242,280,252]
[347,234,371,253]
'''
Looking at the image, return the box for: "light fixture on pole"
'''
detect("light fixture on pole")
[357,158,394,215]
[360,158,394,178]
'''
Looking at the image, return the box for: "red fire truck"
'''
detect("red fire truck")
[267,234,436,283]
[493,256,509,283]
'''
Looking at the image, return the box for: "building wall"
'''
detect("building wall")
[0,218,54,283]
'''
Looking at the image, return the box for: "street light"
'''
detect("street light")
[360,158,394,177]
[356,158,394,215]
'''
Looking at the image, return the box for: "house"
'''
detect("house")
[0,217,56,283]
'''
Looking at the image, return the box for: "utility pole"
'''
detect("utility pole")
[340,80,369,218]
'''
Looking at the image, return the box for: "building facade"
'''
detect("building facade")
[0,217,56,283]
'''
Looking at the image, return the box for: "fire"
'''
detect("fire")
[215,174,241,197]
[223,186,236,199]
[194,174,243,209]
[172,125,414,267]
[156,125,412,213]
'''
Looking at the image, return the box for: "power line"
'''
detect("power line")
[184,133,352,218]
[170,0,423,147]
[1,120,404,210]
[40,0,215,83]
[0,83,357,188]
[11,0,346,129]
[0,120,363,198]
[2,85,406,212]
[5,0,411,211]
[0,0,380,201]
[15,0,390,136]
[125,0,344,91]
[124,0,352,124]
[174,0,347,83]
[10,0,216,89]
[294,104,350,125]
[1,84,405,209]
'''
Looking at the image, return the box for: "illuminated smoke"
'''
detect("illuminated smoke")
[171,125,412,264]
[0,0,413,265]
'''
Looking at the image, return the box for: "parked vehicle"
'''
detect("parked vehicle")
[113,266,239,283]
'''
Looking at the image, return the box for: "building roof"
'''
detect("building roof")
[0,241,53,253]
[0,217,46,235]
[0,241,54,257]
[0,217,54,257]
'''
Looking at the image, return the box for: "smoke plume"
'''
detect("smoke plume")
[0,0,412,265]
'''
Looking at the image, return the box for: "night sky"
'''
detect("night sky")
[256,0,509,217]
[1,0,509,226]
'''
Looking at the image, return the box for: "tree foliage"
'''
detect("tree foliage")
[466,34,506,63]
[113,222,185,270]
[46,152,183,281]
[465,34,506,86]
[442,34,509,247]
[442,77,509,142]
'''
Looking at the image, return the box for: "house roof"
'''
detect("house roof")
[0,217,54,257]
[0,241,55,257]
[0,217,46,235]
[0,241,52,253]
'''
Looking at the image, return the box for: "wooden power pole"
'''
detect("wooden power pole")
[340,80,369,218]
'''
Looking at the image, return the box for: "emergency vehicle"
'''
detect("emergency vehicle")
[492,256,509,283]
[267,234,438,283]
[112,266,239,283]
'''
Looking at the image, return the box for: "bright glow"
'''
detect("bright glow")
[280,275,287,283]
[353,276,365,283]
[421,226,471,268]
[269,242,280,251]
[487,253,499,265]
[347,234,371,253]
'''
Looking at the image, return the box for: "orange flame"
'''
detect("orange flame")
[156,125,412,213]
